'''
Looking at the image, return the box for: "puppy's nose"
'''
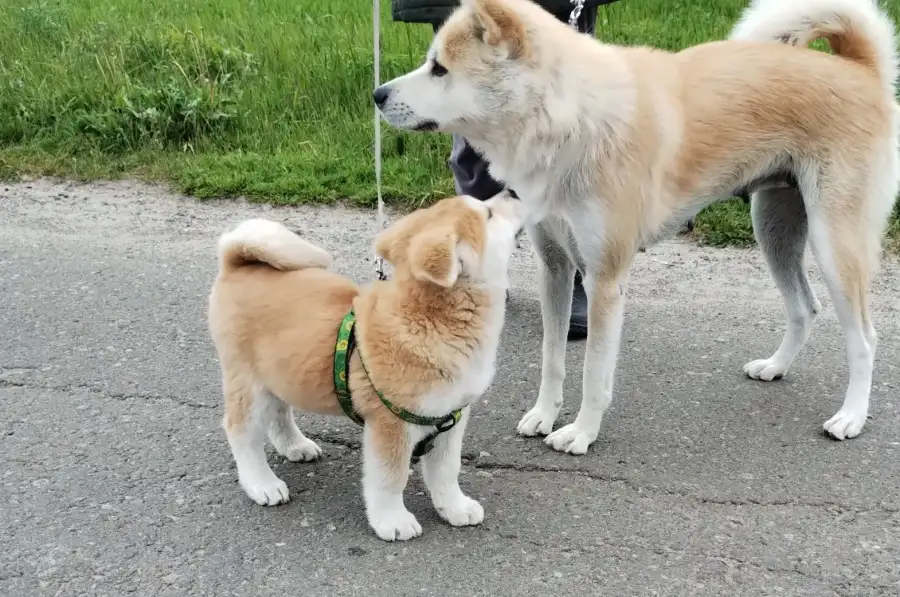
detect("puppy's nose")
[373,86,390,109]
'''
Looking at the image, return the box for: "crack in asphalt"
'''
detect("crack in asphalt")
[469,460,900,514]
[0,376,217,410]
[302,436,897,516]
[5,370,897,518]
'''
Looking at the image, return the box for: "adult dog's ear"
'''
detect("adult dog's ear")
[467,0,528,59]
[408,227,460,287]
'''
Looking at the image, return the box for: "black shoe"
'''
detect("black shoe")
[568,272,588,341]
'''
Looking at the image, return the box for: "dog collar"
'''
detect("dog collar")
[333,309,464,459]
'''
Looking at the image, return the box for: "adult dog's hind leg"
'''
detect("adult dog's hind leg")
[517,220,576,437]
[804,179,884,440]
[744,185,821,381]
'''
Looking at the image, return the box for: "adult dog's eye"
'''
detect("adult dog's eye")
[431,60,448,77]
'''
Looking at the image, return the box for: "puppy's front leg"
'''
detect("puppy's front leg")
[421,408,484,527]
[363,419,421,541]
[546,262,632,455]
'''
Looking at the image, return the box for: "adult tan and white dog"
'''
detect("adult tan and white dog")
[207,194,522,540]
[374,0,899,452]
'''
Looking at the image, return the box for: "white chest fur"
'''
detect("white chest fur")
[417,291,507,417]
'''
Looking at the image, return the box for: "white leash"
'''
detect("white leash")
[373,0,388,280]
[370,0,584,281]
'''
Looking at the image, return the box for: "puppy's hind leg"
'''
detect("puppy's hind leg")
[223,375,289,506]
[516,220,576,437]
[744,185,821,381]
[267,398,323,463]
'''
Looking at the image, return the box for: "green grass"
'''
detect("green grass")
[1,0,899,246]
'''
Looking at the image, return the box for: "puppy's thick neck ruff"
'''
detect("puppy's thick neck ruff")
[351,275,508,419]
[334,307,465,461]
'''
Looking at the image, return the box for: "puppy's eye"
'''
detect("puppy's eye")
[431,60,448,77]
[486,207,494,220]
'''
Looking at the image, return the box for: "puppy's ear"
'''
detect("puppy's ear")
[374,225,404,267]
[469,0,528,58]
[408,227,460,287]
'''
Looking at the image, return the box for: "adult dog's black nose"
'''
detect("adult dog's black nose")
[373,86,390,108]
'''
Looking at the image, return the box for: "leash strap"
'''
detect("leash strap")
[333,309,464,459]
[373,0,388,281]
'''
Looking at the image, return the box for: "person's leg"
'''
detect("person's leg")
[447,134,506,198]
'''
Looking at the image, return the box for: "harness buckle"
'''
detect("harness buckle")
[436,412,459,433]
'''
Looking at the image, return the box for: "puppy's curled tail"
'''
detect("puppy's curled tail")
[217,218,332,275]
[731,0,898,98]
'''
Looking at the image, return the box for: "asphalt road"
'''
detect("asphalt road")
[2,179,899,597]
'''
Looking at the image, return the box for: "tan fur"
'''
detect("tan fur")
[454,0,896,298]
[470,0,529,58]
[217,218,332,274]
[210,198,491,429]
[208,195,521,537]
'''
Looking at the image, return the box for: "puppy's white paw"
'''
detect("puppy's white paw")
[545,423,597,455]
[279,437,323,462]
[823,408,867,440]
[743,358,789,381]
[435,495,484,528]
[517,405,559,436]
[369,509,423,542]
[241,476,290,506]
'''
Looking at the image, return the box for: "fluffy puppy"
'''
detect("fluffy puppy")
[207,194,522,541]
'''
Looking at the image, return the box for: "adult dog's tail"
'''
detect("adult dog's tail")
[217,218,332,275]
[731,0,898,99]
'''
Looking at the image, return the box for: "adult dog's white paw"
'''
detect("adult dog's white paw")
[279,437,323,462]
[435,495,484,528]
[517,405,559,436]
[369,509,423,542]
[743,358,789,381]
[544,423,597,455]
[241,476,290,506]
[823,408,867,440]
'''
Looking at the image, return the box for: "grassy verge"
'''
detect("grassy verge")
[1,0,899,247]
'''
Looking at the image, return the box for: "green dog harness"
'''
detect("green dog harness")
[333,309,464,461]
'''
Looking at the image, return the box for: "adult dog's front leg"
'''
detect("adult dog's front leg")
[545,265,631,455]
[517,222,576,437]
